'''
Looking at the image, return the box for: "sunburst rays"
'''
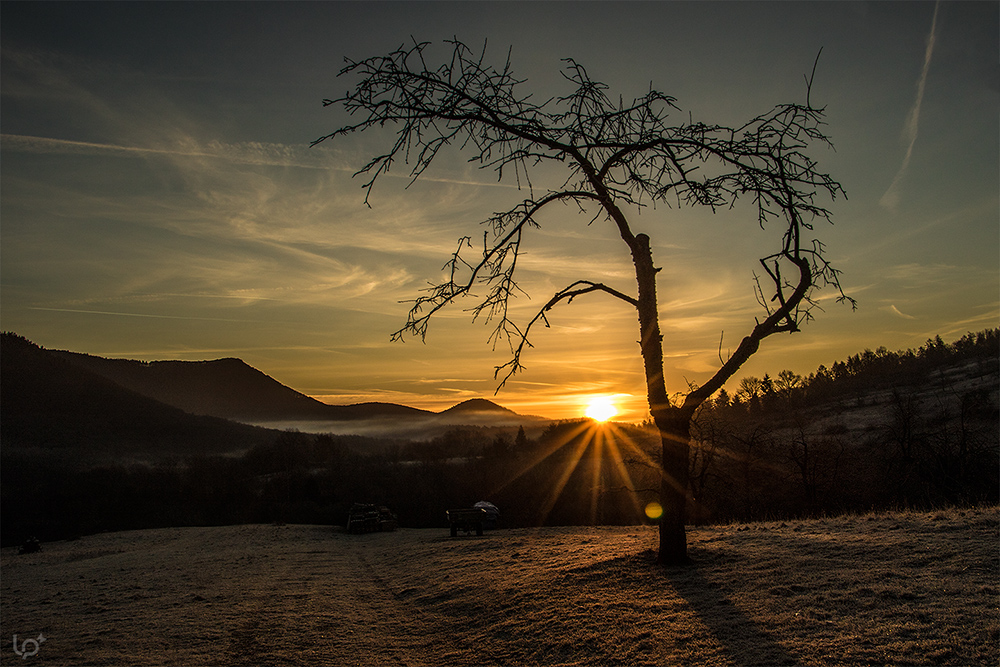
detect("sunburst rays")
[493,419,669,526]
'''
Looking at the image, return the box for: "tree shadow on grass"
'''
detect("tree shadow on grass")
[661,553,799,666]
[571,549,798,666]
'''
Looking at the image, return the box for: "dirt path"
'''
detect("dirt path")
[2,525,465,666]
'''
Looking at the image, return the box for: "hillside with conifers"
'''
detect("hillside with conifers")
[682,329,999,523]
[2,329,996,547]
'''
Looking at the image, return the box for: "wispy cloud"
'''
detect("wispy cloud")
[880,0,940,212]
[883,304,917,320]
[885,262,958,285]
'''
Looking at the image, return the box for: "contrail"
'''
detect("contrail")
[27,306,273,323]
[880,0,940,211]
[0,133,518,188]
[1,133,233,160]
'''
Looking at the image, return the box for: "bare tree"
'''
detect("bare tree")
[314,39,853,564]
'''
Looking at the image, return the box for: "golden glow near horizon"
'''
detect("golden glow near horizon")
[584,396,619,422]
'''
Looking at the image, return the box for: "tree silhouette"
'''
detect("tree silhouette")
[315,39,853,564]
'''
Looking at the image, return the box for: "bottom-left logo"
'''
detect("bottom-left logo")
[13,634,46,660]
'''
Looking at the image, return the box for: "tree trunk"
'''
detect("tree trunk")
[655,410,692,564]
[629,233,691,565]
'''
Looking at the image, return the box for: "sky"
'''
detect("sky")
[2,1,997,421]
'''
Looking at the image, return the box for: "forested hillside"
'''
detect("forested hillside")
[2,330,996,547]
[682,329,999,522]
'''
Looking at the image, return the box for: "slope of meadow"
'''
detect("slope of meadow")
[2,506,996,666]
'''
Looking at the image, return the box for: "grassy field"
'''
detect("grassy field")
[2,505,997,665]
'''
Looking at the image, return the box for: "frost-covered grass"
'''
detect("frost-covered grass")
[2,506,997,665]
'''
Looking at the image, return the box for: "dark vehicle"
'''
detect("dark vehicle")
[18,537,41,554]
[347,503,397,533]
[446,507,487,537]
[473,501,500,529]
[377,506,398,532]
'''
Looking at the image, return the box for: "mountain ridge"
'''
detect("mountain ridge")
[38,339,532,425]
[0,333,277,456]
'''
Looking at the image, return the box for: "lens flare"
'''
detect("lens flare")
[644,502,663,520]
[584,396,618,422]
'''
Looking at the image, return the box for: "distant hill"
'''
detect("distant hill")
[48,350,487,424]
[49,351,334,422]
[0,333,277,458]
[49,351,437,423]
[15,335,539,435]
[441,398,517,415]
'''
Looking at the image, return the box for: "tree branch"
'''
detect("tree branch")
[494,279,639,390]
[390,190,601,343]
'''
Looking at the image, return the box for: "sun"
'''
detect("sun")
[584,396,618,422]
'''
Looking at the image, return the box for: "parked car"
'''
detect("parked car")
[473,501,500,529]
[446,507,487,537]
[347,503,397,533]
[446,501,500,537]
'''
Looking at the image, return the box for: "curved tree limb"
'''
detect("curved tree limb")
[493,279,639,390]
[390,189,601,343]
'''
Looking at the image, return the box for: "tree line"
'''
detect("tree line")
[715,329,998,412]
